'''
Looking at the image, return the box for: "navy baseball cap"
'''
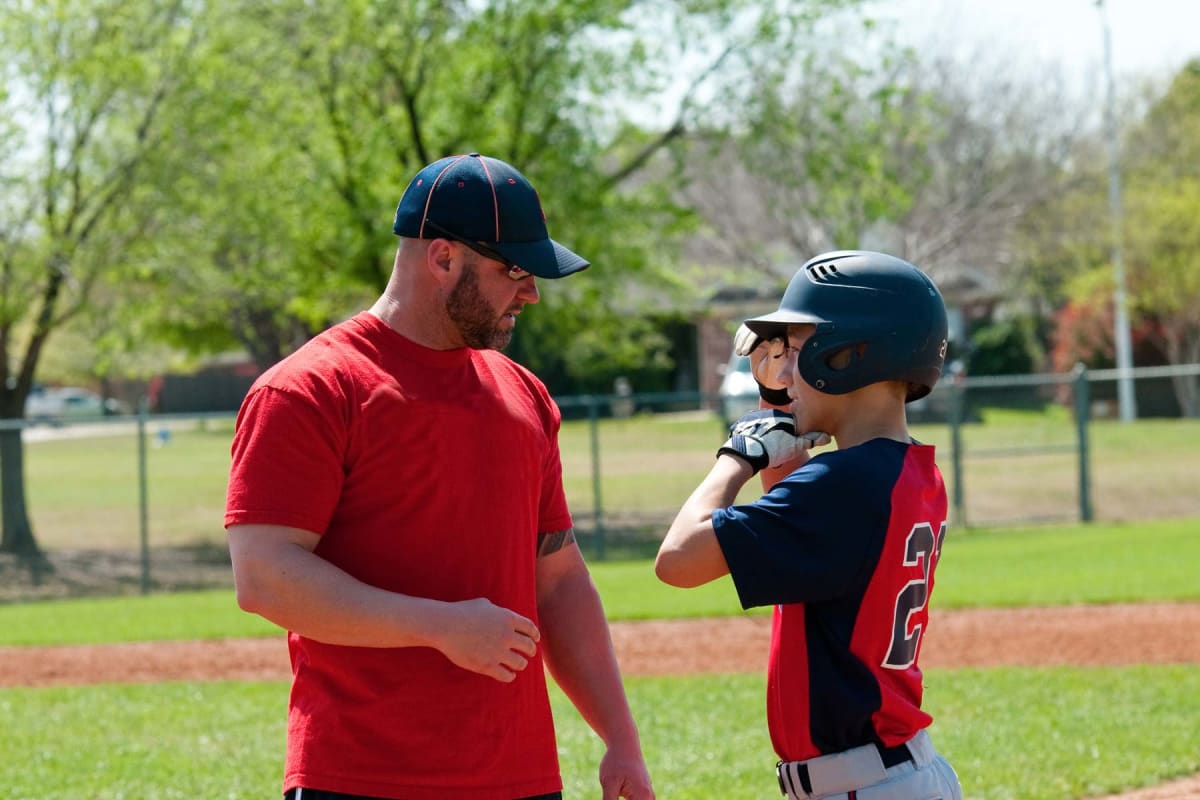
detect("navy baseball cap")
[392,153,589,279]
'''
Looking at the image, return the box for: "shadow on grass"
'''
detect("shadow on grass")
[0,516,668,604]
[575,512,670,562]
[0,541,234,604]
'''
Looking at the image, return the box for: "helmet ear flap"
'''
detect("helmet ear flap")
[825,342,867,372]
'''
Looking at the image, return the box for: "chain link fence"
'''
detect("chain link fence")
[1,364,1198,601]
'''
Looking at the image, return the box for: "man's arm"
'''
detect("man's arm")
[535,531,655,800]
[227,524,539,683]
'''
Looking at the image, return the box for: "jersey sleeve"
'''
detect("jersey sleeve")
[712,455,889,609]
[224,384,348,535]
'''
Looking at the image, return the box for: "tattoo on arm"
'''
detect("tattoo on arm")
[537,528,576,557]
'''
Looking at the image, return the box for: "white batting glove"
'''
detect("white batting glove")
[733,323,762,357]
[718,410,829,473]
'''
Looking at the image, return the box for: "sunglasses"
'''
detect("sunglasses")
[424,222,533,281]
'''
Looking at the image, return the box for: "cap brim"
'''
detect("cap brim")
[492,238,589,279]
[744,309,826,338]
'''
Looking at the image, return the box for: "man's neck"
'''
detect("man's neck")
[368,294,464,351]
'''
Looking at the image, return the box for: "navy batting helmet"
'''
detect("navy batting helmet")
[744,250,948,402]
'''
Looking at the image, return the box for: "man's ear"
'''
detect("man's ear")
[425,238,457,284]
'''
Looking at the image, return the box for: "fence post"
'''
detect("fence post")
[587,396,606,560]
[948,370,967,527]
[1073,364,1094,523]
[136,397,151,593]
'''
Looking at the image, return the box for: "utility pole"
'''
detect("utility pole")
[1097,0,1137,421]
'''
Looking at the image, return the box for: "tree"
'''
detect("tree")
[0,0,200,555]
[968,316,1043,377]
[679,30,935,273]
[113,0,870,392]
[682,31,1094,304]
[1048,60,1200,416]
[1120,61,1200,416]
[3,0,871,556]
[1122,180,1200,416]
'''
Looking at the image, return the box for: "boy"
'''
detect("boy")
[656,250,962,800]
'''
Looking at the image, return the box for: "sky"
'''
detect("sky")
[878,0,1200,84]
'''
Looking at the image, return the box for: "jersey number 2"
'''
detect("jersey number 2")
[883,521,947,670]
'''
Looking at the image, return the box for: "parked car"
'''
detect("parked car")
[717,352,761,427]
[24,386,123,423]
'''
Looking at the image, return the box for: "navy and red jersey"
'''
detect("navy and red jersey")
[713,438,948,762]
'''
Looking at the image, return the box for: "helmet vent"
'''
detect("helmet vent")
[807,262,842,282]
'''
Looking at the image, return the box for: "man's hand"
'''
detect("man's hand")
[600,744,655,800]
[436,598,540,683]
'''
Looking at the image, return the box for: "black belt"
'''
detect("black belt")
[777,741,913,796]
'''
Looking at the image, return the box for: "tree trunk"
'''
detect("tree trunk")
[0,427,41,556]
[1165,336,1200,419]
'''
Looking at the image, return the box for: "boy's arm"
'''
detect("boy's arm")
[655,455,754,587]
[657,413,824,587]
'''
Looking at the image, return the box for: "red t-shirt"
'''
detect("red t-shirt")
[225,312,572,799]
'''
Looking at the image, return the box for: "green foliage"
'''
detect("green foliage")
[1120,62,1200,403]
[0,0,201,400]
[513,310,684,395]
[1047,58,1200,409]
[1128,58,1200,181]
[967,315,1044,375]
[45,0,869,391]
[722,34,938,254]
[1050,267,1118,371]
[2,0,918,398]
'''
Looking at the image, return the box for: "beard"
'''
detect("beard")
[446,263,513,350]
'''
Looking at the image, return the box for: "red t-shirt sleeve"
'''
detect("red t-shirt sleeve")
[224,384,347,535]
[537,410,573,534]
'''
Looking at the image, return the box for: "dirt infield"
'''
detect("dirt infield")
[4,602,1199,687]
[4,603,1199,799]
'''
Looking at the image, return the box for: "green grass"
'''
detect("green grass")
[910,412,1200,525]
[0,682,283,799]
[25,422,235,549]
[1,517,1197,645]
[591,517,1200,619]
[0,590,278,645]
[6,409,1199,799]
[932,518,1200,607]
[2,666,1196,800]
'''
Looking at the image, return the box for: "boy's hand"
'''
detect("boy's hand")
[733,324,790,406]
[732,323,762,358]
[718,410,828,473]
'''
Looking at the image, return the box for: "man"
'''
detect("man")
[226,153,655,800]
